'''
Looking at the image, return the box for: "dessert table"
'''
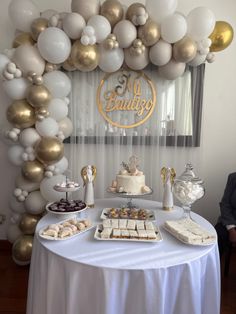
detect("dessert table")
[26,198,220,314]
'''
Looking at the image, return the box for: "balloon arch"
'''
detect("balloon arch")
[0,0,233,264]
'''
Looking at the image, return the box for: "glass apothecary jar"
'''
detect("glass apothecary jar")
[173,163,205,219]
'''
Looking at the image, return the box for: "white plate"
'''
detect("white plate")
[163,225,216,246]
[94,224,162,243]
[100,208,155,221]
[38,218,94,241]
[46,202,87,216]
[53,186,80,192]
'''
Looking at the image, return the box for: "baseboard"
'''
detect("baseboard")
[0,240,12,251]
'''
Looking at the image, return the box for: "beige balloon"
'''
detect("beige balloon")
[35,137,64,165]
[12,32,35,48]
[71,40,99,72]
[126,3,146,22]
[173,36,197,63]
[101,0,123,28]
[58,117,73,138]
[19,213,41,235]
[124,46,149,70]
[138,20,160,47]
[158,59,186,80]
[71,0,100,21]
[31,17,48,41]
[26,84,52,108]
[7,100,36,129]
[113,20,137,48]
[22,160,45,182]
[12,235,33,262]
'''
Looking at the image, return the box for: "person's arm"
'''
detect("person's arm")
[219,173,236,226]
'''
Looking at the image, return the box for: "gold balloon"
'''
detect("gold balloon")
[71,41,99,72]
[126,3,146,22]
[26,84,52,108]
[12,235,33,262]
[138,20,160,47]
[31,17,48,41]
[62,56,77,72]
[19,213,41,235]
[101,0,124,28]
[209,21,234,52]
[173,36,197,63]
[12,32,35,48]
[7,100,36,129]
[22,160,45,182]
[35,137,64,165]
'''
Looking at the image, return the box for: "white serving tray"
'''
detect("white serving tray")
[94,224,163,243]
[46,202,87,216]
[38,218,94,241]
[100,208,156,221]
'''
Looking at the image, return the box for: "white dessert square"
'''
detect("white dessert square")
[129,230,138,239]
[145,221,155,230]
[111,219,119,229]
[119,219,127,229]
[112,229,121,238]
[103,219,111,228]
[127,220,136,230]
[101,227,112,239]
[121,230,130,238]
[137,229,148,239]
[136,221,145,230]
[146,230,157,240]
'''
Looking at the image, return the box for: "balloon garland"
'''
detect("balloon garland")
[0,0,234,265]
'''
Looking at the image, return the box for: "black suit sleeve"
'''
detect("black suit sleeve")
[219,173,236,226]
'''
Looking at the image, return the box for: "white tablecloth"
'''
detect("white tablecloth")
[27,198,220,314]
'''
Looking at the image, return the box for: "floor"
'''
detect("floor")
[0,242,236,314]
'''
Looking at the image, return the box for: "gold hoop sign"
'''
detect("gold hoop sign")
[97,70,156,129]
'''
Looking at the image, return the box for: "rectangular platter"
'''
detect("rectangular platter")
[100,208,155,221]
[38,218,94,241]
[94,221,162,243]
[163,219,216,246]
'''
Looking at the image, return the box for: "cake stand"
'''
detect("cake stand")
[53,182,80,201]
[107,188,153,209]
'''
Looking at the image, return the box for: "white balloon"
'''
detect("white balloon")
[53,156,69,174]
[40,174,66,201]
[187,7,216,41]
[35,117,59,137]
[48,98,68,121]
[41,9,58,20]
[25,191,47,215]
[38,27,71,64]
[8,0,40,32]
[43,71,71,98]
[146,0,177,23]
[19,128,41,147]
[9,196,26,214]
[10,212,23,225]
[88,15,111,44]
[2,78,31,100]
[71,0,100,21]
[113,20,137,48]
[98,45,124,73]
[58,117,73,138]
[63,12,86,40]
[0,53,10,78]
[8,145,24,166]
[158,59,186,80]
[149,39,172,66]
[188,52,206,66]
[124,49,149,71]
[13,45,45,76]
[161,13,187,43]
[15,174,40,192]
[6,224,23,244]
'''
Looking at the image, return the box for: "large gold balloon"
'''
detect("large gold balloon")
[31,17,48,41]
[126,3,146,23]
[62,56,77,72]
[35,137,64,165]
[12,32,35,48]
[71,40,99,72]
[101,0,123,29]
[7,100,36,129]
[12,235,33,262]
[173,36,197,63]
[138,20,160,47]
[22,160,45,182]
[26,84,52,108]
[19,213,41,235]
[209,21,234,52]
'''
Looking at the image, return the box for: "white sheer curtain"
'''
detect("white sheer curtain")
[66,67,203,202]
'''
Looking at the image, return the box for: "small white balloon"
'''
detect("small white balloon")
[149,39,172,66]
[38,27,71,64]
[0,53,10,78]
[98,45,124,73]
[14,189,22,197]
[25,191,47,215]
[188,52,206,66]
[48,98,69,121]
[19,128,41,147]
[8,145,24,166]
[58,117,73,138]
[43,71,71,98]
[63,12,86,40]
[10,212,22,225]
[161,13,187,43]
[113,20,137,49]
[40,174,67,201]
[35,117,59,137]
[87,15,111,44]
[158,59,186,80]
[6,224,23,244]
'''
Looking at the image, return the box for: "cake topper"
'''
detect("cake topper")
[121,155,140,175]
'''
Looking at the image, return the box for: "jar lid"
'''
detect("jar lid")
[176,163,203,184]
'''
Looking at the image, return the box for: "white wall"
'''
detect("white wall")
[0,0,236,238]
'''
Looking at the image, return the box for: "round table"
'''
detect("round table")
[26,198,220,314]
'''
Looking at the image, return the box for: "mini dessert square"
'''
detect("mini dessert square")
[127,220,136,230]
[119,219,127,229]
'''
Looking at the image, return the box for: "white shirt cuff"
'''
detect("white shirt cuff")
[226,225,236,230]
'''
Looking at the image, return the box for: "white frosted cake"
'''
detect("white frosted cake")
[109,156,151,195]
